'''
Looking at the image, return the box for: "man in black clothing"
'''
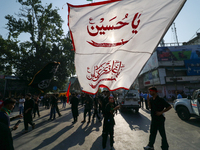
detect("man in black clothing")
[81,94,93,123]
[102,91,110,117]
[48,95,57,120]
[33,95,40,118]
[55,95,62,117]
[92,93,101,122]
[24,93,35,133]
[102,96,120,150]
[70,93,79,123]
[144,87,172,150]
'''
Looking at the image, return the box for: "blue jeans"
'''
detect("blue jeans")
[19,106,24,115]
[49,107,56,119]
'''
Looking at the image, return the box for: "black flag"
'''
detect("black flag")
[29,62,60,92]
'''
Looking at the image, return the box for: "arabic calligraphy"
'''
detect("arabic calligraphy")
[87,12,142,47]
[86,60,125,89]
[87,39,128,47]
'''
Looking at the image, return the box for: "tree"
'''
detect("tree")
[0,35,19,75]
[5,0,75,90]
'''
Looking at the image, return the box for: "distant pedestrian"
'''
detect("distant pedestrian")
[143,92,149,110]
[102,96,120,150]
[62,95,67,108]
[139,91,144,109]
[23,93,35,133]
[55,95,62,117]
[33,95,40,118]
[102,91,110,117]
[19,96,25,115]
[48,95,57,120]
[70,93,79,123]
[92,93,101,122]
[177,92,182,99]
[144,87,172,150]
[81,94,93,123]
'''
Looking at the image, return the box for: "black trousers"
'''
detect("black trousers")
[83,109,91,121]
[56,105,61,116]
[140,98,144,108]
[33,106,40,117]
[145,100,149,110]
[93,109,100,120]
[148,118,169,150]
[102,123,114,149]
[24,113,34,131]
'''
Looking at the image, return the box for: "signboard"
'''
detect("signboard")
[144,70,160,86]
[184,59,200,76]
[166,76,200,82]
[157,45,200,61]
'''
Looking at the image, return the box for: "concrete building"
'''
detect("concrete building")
[138,44,200,98]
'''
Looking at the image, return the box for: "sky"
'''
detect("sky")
[0,0,200,44]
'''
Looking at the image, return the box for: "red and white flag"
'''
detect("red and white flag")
[68,0,186,94]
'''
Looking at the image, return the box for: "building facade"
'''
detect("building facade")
[138,44,200,98]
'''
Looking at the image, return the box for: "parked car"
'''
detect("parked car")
[173,89,200,121]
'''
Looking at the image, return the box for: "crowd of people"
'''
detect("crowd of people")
[0,86,173,150]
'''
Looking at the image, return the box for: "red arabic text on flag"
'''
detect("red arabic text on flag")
[68,0,186,94]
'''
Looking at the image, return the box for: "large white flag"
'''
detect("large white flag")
[68,0,186,94]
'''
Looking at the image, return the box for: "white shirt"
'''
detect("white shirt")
[19,98,25,107]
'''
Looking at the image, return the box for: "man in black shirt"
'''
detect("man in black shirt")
[24,93,35,133]
[81,94,93,123]
[70,93,79,123]
[102,96,120,150]
[144,87,172,150]
[48,95,57,120]
[33,95,40,118]
[92,93,101,122]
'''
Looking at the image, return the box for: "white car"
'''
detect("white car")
[116,89,141,113]
[173,89,200,121]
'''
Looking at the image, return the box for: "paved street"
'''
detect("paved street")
[10,103,200,150]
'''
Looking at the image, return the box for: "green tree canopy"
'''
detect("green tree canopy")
[5,0,75,90]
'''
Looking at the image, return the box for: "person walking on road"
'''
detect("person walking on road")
[102,90,110,117]
[62,95,67,108]
[48,95,57,120]
[144,87,172,150]
[92,93,101,122]
[102,96,120,150]
[33,95,40,118]
[70,93,79,123]
[139,91,144,109]
[23,93,35,133]
[81,94,93,123]
[143,92,149,110]
[55,95,62,117]
[19,95,25,115]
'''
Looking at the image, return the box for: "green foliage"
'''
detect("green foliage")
[0,35,19,75]
[4,0,75,91]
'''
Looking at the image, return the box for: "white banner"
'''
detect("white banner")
[68,0,186,94]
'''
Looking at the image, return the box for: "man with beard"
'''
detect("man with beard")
[23,93,35,133]
[70,93,79,123]
[144,87,171,150]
